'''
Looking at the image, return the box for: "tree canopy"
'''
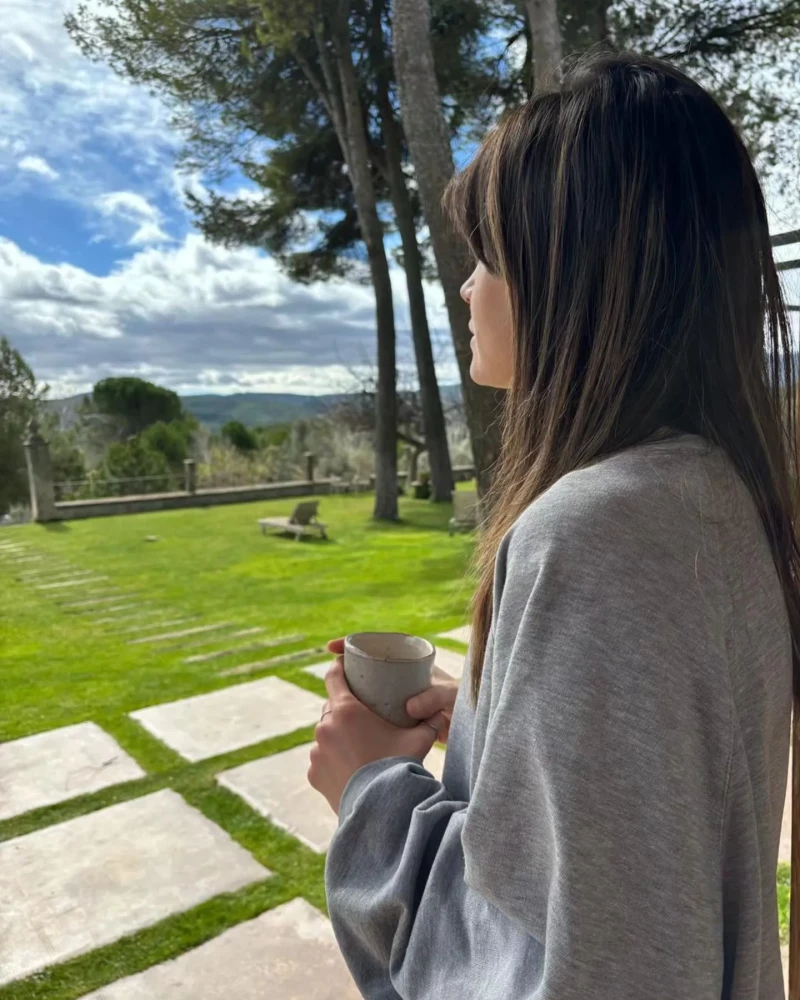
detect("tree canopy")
[91,377,184,436]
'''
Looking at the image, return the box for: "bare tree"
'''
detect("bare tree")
[392,0,503,499]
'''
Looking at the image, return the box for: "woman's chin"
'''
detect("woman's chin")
[469,357,487,385]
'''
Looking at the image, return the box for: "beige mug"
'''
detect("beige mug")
[343,632,435,727]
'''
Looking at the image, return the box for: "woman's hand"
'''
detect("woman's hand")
[406,666,459,744]
[308,640,446,815]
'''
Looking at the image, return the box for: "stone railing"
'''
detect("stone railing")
[24,425,475,523]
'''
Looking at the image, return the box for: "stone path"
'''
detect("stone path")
[0,789,268,987]
[62,594,139,610]
[0,722,144,821]
[82,898,360,1000]
[35,575,108,590]
[438,624,471,645]
[304,661,331,680]
[130,677,325,761]
[434,647,466,679]
[128,622,233,645]
[781,749,792,864]
[183,633,305,665]
[219,743,446,854]
[219,745,338,853]
[10,541,783,996]
[112,617,197,635]
[220,647,325,677]
[176,625,265,651]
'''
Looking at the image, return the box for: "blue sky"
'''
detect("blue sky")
[0,0,452,399]
[2,0,798,400]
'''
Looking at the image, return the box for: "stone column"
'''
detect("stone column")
[407,447,420,485]
[305,452,315,483]
[24,419,58,522]
[184,459,197,494]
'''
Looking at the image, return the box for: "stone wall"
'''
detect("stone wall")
[26,435,477,523]
[54,480,339,521]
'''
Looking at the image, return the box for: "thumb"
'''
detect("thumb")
[407,711,446,759]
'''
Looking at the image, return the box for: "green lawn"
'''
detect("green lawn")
[0,491,474,1000]
[0,492,789,997]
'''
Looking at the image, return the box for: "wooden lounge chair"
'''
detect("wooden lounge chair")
[448,490,480,536]
[259,501,327,540]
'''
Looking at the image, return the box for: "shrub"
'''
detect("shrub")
[221,420,258,453]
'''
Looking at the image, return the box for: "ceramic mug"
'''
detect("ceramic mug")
[343,631,435,727]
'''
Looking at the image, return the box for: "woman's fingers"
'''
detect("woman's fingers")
[406,681,458,720]
[324,655,352,703]
[326,637,345,655]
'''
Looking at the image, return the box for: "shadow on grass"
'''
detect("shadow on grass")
[42,521,70,533]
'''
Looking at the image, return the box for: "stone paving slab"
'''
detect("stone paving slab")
[172,626,264,651]
[94,612,158,626]
[425,745,446,781]
[218,745,337,853]
[35,576,108,591]
[183,634,304,665]
[0,722,145,822]
[220,647,325,678]
[82,897,360,1000]
[112,617,196,635]
[0,789,268,987]
[303,661,331,681]
[219,743,448,854]
[780,749,792,864]
[438,624,472,645]
[434,647,466,679]
[129,622,232,645]
[130,678,325,762]
[86,603,143,616]
[62,594,136,610]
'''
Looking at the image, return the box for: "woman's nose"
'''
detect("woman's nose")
[460,276,473,304]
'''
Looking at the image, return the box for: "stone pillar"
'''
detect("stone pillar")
[24,419,58,522]
[184,459,197,494]
[305,452,315,482]
[407,447,420,485]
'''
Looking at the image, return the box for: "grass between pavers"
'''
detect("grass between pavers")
[0,492,473,998]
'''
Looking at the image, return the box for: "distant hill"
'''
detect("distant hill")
[46,386,463,431]
[181,392,348,429]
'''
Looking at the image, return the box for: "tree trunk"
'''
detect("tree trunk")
[329,2,398,520]
[407,445,420,486]
[593,0,610,43]
[525,0,563,92]
[392,0,502,499]
[377,91,453,502]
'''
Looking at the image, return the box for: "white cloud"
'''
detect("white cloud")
[0,1,179,213]
[94,189,172,246]
[0,233,456,396]
[95,190,158,221]
[130,221,172,246]
[18,154,59,180]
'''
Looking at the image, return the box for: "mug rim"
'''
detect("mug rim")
[345,631,434,663]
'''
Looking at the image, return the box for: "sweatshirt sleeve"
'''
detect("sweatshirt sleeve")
[325,490,733,1000]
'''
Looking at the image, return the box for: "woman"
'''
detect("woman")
[308,52,800,999]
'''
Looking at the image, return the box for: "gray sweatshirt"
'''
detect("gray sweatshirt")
[326,435,791,999]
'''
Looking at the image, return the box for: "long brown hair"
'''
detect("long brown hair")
[447,50,800,992]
